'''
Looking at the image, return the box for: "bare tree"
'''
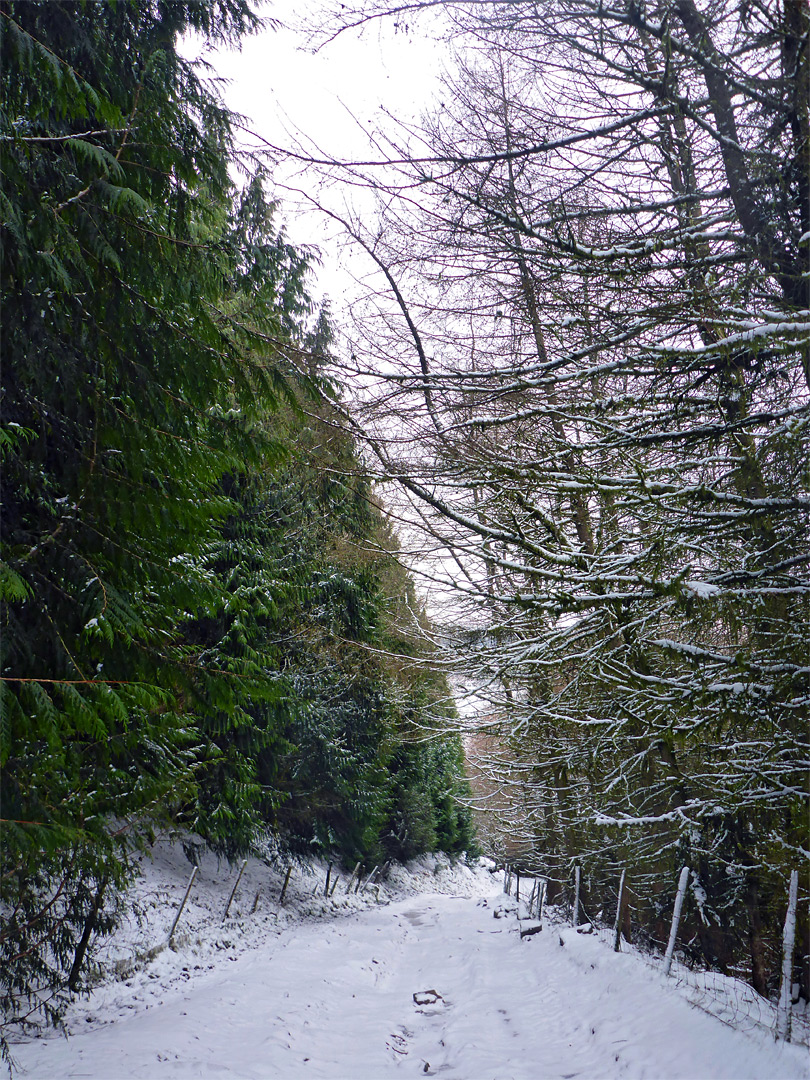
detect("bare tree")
[299,0,808,994]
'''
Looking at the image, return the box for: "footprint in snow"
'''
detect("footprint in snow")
[386,1028,409,1057]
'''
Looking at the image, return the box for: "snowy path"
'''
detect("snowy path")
[11,892,807,1080]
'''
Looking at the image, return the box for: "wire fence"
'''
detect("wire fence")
[588,918,810,1048]
[503,865,809,1048]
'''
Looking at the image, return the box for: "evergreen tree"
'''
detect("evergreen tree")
[1,2,479,1052]
[0,0,279,1046]
[188,364,476,866]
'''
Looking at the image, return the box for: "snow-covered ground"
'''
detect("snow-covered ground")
[8,839,809,1080]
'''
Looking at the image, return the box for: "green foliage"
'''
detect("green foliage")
[0,0,274,1050]
[0,2,477,1054]
[186,387,476,868]
[386,735,477,862]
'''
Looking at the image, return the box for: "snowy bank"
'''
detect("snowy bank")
[7,841,808,1080]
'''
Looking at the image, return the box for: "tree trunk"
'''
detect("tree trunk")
[68,873,108,993]
[745,876,768,997]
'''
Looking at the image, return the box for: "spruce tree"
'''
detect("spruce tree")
[0,0,278,1046]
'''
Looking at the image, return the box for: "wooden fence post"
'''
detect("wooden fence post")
[776,869,799,1041]
[572,864,581,926]
[346,861,361,894]
[663,866,690,976]
[168,866,198,944]
[279,865,292,905]
[360,864,380,893]
[324,862,333,898]
[537,880,546,926]
[222,860,248,922]
[515,869,521,903]
[613,869,627,953]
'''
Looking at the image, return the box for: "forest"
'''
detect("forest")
[1,0,808,1058]
[295,0,808,1008]
[0,0,475,1051]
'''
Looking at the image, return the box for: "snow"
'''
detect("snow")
[683,580,721,599]
[8,839,809,1080]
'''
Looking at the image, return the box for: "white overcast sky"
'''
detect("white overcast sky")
[186,0,447,306]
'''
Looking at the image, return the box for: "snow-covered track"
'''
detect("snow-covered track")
[11,885,807,1079]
